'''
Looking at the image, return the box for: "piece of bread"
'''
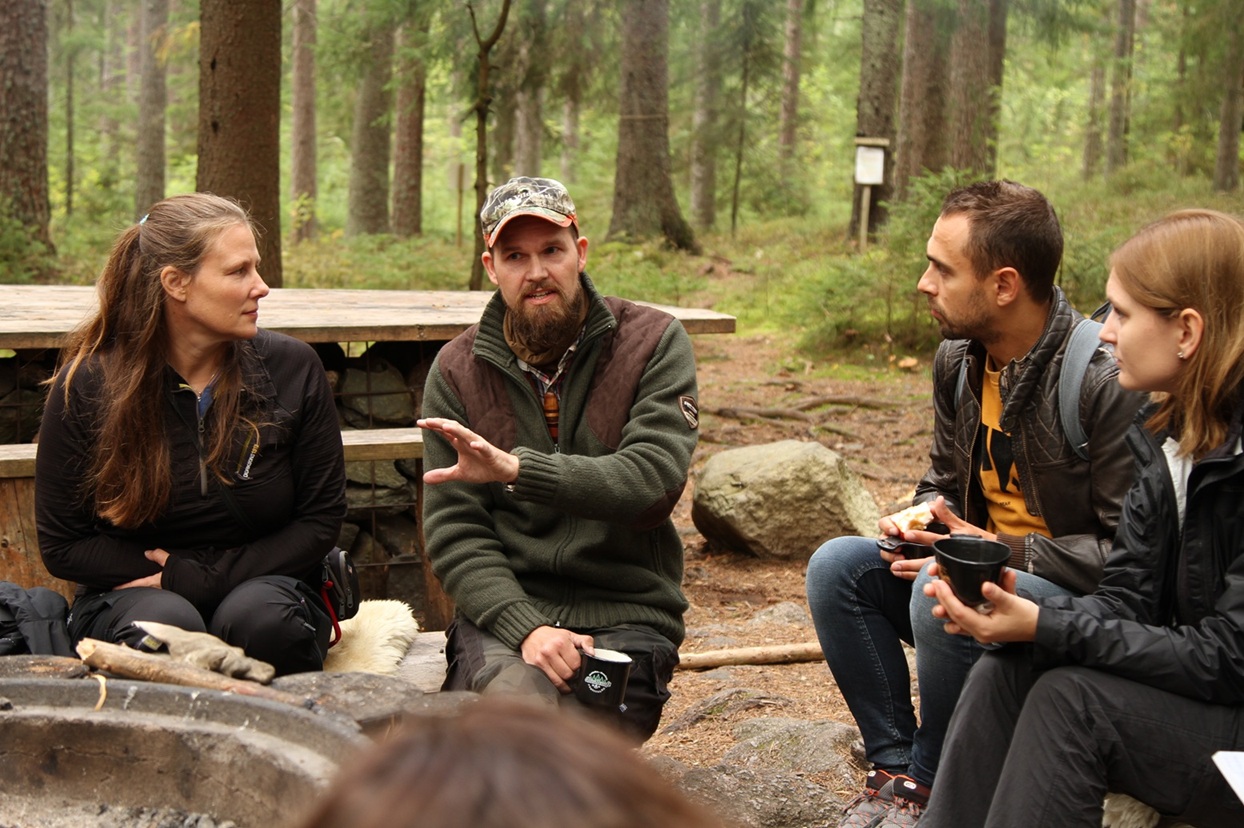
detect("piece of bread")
[885,501,935,532]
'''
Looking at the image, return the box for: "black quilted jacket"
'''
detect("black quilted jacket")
[1034,397,1244,704]
[916,289,1145,594]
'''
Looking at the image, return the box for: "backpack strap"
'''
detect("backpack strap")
[1059,318,1104,462]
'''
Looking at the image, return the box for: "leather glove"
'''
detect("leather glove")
[132,620,276,684]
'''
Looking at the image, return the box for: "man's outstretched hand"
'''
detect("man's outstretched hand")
[418,417,521,486]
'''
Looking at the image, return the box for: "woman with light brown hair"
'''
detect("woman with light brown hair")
[920,209,1244,827]
[295,697,727,828]
[36,193,346,676]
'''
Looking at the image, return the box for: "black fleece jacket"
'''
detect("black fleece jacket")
[36,330,346,617]
[1035,396,1244,704]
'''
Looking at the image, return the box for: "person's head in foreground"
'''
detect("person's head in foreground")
[1103,207,1244,454]
[295,697,725,828]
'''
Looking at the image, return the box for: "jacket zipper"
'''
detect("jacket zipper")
[197,395,209,497]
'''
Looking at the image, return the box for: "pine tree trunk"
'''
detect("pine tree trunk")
[1083,47,1106,180]
[126,13,141,101]
[469,0,512,291]
[778,0,802,172]
[513,0,548,177]
[491,78,516,184]
[558,0,586,184]
[135,0,169,219]
[490,35,518,184]
[346,22,395,237]
[1170,0,1189,175]
[560,93,581,184]
[894,0,951,199]
[948,0,992,177]
[392,20,427,238]
[99,0,125,189]
[514,88,543,178]
[849,0,901,240]
[0,0,54,252]
[64,0,76,218]
[983,0,1008,175]
[290,0,317,243]
[1105,0,1136,176]
[1213,24,1244,192]
[608,0,697,252]
[690,0,721,231]
[197,0,283,286]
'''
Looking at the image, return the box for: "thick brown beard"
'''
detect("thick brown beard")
[507,285,586,360]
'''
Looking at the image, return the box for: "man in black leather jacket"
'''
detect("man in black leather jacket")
[921,207,1244,828]
[807,180,1145,828]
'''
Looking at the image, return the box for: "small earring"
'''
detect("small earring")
[1178,351,1186,360]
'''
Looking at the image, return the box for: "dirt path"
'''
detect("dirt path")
[644,332,935,782]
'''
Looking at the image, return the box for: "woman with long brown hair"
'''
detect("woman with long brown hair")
[919,209,1244,827]
[36,193,346,676]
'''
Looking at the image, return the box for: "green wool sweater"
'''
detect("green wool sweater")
[421,276,699,650]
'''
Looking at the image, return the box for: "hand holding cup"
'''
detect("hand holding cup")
[924,564,1040,644]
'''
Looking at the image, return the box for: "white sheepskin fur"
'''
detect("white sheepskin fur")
[322,599,420,675]
[1103,794,1160,828]
[1102,793,1199,828]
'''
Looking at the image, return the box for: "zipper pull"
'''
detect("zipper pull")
[198,413,208,496]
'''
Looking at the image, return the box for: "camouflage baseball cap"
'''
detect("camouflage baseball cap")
[480,176,578,247]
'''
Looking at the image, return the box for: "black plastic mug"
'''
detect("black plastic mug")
[932,535,1010,610]
[573,648,632,710]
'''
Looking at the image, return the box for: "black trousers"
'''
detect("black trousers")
[68,575,331,677]
[921,646,1244,828]
[442,616,680,742]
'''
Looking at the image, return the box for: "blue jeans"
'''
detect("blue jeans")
[805,535,1073,787]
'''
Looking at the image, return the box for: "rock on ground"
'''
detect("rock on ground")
[692,440,879,560]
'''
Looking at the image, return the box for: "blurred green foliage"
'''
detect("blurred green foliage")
[18,0,1244,377]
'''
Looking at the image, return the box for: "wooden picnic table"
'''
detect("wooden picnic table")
[0,285,736,349]
[0,285,735,629]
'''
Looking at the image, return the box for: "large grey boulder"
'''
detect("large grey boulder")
[692,440,879,560]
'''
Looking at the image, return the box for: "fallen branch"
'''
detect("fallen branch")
[706,406,812,423]
[792,394,900,411]
[678,642,824,671]
[855,468,917,484]
[809,423,862,441]
[76,638,316,709]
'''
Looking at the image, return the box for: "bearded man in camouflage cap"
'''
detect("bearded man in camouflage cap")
[417,176,700,741]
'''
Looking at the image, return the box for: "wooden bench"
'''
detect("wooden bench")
[0,428,423,477]
[0,428,432,608]
[341,427,423,461]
